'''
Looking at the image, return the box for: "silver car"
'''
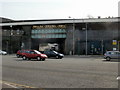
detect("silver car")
[104,51,120,61]
[0,50,7,55]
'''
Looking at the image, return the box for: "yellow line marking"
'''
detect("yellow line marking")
[0,80,37,88]
[3,82,18,88]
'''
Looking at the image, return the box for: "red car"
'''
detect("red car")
[17,50,47,61]
[16,50,24,58]
[16,50,29,58]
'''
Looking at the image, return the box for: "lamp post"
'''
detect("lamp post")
[69,16,75,55]
[101,40,104,55]
[10,25,13,54]
[73,20,75,55]
[82,21,88,55]
[85,23,88,55]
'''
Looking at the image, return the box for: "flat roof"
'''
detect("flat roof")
[0,17,119,26]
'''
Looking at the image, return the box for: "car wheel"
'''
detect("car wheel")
[56,56,59,59]
[37,57,41,61]
[106,57,111,61]
[42,58,45,61]
[59,57,62,59]
[23,56,27,60]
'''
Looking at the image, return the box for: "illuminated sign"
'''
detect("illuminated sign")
[32,25,66,29]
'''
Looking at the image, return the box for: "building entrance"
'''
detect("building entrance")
[31,25,67,53]
[31,38,65,53]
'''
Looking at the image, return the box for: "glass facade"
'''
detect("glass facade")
[31,29,66,38]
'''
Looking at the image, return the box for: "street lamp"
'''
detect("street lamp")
[85,23,88,55]
[69,16,75,55]
[101,40,104,55]
[10,25,13,54]
[4,30,9,53]
[82,21,88,55]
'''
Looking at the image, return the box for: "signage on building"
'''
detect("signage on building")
[112,40,117,45]
[32,25,66,29]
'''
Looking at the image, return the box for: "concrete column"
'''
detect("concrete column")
[22,26,32,49]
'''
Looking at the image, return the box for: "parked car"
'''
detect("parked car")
[0,50,7,55]
[17,50,47,61]
[43,50,64,59]
[104,51,120,61]
[16,50,25,58]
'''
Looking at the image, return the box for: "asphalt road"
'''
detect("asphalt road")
[1,55,119,88]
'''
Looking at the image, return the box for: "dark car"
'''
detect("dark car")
[104,51,120,61]
[43,50,64,59]
[17,50,47,61]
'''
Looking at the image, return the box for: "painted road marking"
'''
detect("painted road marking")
[3,82,18,88]
[0,80,37,88]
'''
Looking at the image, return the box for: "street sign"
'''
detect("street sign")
[112,40,117,45]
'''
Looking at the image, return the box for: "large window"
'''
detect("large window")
[31,25,67,38]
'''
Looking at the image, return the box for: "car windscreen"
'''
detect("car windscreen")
[34,50,41,54]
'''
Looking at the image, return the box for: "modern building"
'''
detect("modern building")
[0,17,119,55]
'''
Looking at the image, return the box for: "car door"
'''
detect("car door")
[110,52,116,59]
[112,52,119,59]
[44,51,50,57]
[25,51,31,58]
[29,51,37,58]
[50,51,56,57]
[118,52,120,59]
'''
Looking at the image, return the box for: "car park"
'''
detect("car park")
[104,51,120,61]
[0,50,7,55]
[43,50,64,59]
[17,50,47,61]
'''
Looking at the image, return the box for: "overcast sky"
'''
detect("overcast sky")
[0,0,119,20]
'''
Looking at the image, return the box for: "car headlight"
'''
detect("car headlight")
[59,54,64,56]
[41,55,47,57]
[3,52,7,54]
